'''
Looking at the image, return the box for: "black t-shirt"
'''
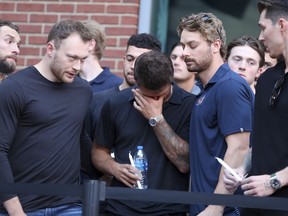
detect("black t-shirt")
[95,84,195,215]
[83,86,120,179]
[252,60,288,197]
[0,66,92,212]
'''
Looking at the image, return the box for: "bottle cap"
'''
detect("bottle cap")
[137,146,143,150]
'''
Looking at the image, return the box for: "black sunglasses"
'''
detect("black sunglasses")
[200,14,222,41]
[269,75,287,107]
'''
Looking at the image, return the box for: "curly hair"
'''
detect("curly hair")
[177,12,226,59]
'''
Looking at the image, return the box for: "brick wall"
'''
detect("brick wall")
[0,0,140,76]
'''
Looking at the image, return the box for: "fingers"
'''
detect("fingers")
[133,101,140,112]
[116,164,141,188]
[223,168,236,181]
[240,175,273,197]
[132,89,147,113]
[241,182,258,196]
[223,169,242,193]
[132,89,145,105]
[223,171,238,192]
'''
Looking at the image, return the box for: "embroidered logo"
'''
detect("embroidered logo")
[196,95,205,105]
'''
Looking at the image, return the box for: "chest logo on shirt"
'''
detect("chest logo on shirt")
[196,95,205,105]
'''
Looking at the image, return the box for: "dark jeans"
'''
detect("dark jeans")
[105,213,186,216]
[241,208,288,216]
[0,203,82,216]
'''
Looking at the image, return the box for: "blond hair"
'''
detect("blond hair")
[82,20,106,59]
[177,12,227,59]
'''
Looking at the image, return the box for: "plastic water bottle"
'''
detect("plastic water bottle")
[134,146,148,189]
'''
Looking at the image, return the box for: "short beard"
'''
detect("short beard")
[0,59,16,74]
[186,49,212,74]
[124,75,136,87]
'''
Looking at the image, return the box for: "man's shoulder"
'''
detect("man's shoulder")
[97,87,132,106]
[173,84,196,102]
[91,86,119,105]
[102,67,123,81]
[93,86,119,97]
[218,68,250,89]
[3,66,36,89]
[10,66,35,78]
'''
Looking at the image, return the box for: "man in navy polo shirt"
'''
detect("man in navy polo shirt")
[178,12,254,216]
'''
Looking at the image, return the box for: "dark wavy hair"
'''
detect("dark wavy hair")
[127,33,161,52]
[227,35,265,67]
[134,50,173,90]
[47,19,92,49]
[258,0,288,24]
[0,20,19,32]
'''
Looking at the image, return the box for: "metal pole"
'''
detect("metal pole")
[83,180,103,216]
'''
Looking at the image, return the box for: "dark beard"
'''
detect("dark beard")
[0,59,16,74]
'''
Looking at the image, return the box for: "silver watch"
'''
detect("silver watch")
[270,173,281,190]
[149,114,164,127]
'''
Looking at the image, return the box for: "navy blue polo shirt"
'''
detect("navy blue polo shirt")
[89,67,123,93]
[189,63,254,215]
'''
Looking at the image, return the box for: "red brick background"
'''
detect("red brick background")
[0,0,140,76]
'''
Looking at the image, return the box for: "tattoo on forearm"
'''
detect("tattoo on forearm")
[154,120,189,170]
[243,149,252,174]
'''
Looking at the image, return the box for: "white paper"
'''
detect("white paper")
[129,152,142,189]
[215,157,242,181]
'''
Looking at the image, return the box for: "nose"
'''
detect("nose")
[182,47,189,57]
[12,43,20,55]
[258,31,264,43]
[130,59,136,71]
[72,59,82,71]
[238,61,246,70]
[172,57,181,66]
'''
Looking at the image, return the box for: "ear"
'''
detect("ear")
[277,18,288,32]
[211,39,221,54]
[256,67,262,79]
[89,39,96,52]
[46,42,55,57]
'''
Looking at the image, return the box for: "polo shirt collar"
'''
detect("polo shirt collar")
[90,67,111,85]
[205,63,229,88]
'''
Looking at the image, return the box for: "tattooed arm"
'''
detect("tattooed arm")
[152,119,189,173]
[132,88,189,173]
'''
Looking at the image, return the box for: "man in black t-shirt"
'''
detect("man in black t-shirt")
[92,50,195,216]
[0,20,93,215]
[223,1,288,215]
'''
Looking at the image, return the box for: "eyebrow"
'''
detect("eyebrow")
[233,55,257,61]
[67,54,88,60]
[125,54,135,58]
[5,34,21,43]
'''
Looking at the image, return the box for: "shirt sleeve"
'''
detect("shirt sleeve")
[216,79,254,136]
[94,98,115,150]
[0,78,25,201]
